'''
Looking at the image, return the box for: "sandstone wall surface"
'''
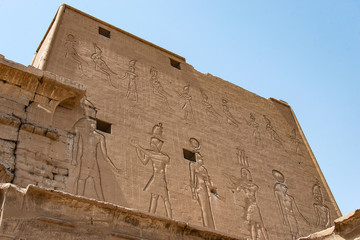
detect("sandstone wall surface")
[0,4,342,240]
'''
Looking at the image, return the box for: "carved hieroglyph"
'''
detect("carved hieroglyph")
[91,44,118,88]
[236,148,249,167]
[246,113,263,149]
[64,34,88,76]
[312,181,331,228]
[225,168,269,240]
[222,98,240,127]
[288,128,302,154]
[72,116,120,201]
[131,123,172,218]
[149,67,173,110]
[179,85,194,121]
[201,91,220,121]
[273,170,309,240]
[263,115,283,146]
[121,60,138,102]
[188,138,221,229]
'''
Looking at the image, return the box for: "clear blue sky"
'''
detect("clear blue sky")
[0,0,359,215]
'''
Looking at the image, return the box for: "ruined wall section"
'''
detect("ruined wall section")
[0,56,85,192]
[27,4,341,240]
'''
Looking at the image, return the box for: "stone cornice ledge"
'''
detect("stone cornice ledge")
[0,54,86,109]
[0,183,243,240]
[299,209,360,240]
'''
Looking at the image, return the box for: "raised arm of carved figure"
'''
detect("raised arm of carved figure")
[207,174,223,200]
[292,195,310,225]
[129,138,151,165]
[98,132,121,172]
[135,146,151,165]
[120,71,128,80]
[207,172,216,193]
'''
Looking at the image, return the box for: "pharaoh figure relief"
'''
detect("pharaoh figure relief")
[121,60,138,102]
[272,170,309,240]
[226,168,269,240]
[72,101,121,201]
[312,181,331,228]
[130,123,172,218]
[225,148,268,240]
[188,138,221,229]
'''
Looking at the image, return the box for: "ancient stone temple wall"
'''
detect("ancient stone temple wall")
[0,4,341,240]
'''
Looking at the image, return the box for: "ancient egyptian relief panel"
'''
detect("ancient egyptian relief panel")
[27,6,341,239]
[222,147,269,240]
[69,99,124,203]
[130,123,172,218]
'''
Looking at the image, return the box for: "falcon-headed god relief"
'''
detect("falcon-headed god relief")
[72,117,121,201]
[272,170,310,240]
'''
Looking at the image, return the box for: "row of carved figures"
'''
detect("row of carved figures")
[71,118,331,240]
[65,34,303,157]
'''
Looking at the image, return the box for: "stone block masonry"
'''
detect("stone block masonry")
[0,3,343,239]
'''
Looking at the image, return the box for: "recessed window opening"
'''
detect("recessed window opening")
[96,119,112,134]
[183,149,196,162]
[99,27,111,38]
[170,58,181,70]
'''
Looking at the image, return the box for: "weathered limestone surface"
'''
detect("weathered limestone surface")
[0,183,241,240]
[0,3,345,240]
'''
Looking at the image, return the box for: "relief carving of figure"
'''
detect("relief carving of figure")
[201,91,220,121]
[121,60,138,102]
[64,34,87,76]
[130,123,172,218]
[178,85,194,121]
[246,113,263,148]
[188,138,221,229]
[272,170,309,240]
[226,169,269,240]
[222,98,240,127]
[263,115,283,146]
[312,182,331,228]
[288,128,302,154]
[72,117,121,201]
[149,67,173,110]
[91,44,118,88]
